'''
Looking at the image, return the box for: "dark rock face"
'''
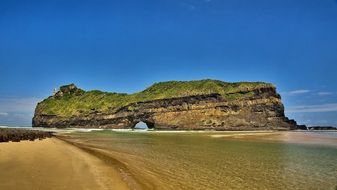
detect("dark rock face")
[0,128,53,143]
[33,85,298,130]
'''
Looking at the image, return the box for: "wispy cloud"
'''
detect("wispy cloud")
[286,89,310,95]
[179,0,211,10]
[287,103,337,113]
[0,97,41,113]
[317,92,333,96]
[0,97,41,126]
[0,112,8,117]
[180,2,196,10]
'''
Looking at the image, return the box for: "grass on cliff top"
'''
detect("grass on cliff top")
[37,80,274,117]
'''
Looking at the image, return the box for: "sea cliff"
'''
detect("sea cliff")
[32,80,298,130]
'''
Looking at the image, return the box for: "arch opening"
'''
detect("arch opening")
[133,121,155,130]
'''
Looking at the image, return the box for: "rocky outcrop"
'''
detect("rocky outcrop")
[32,80,298,130]
[307,126,337,130]
[0,128,53,142]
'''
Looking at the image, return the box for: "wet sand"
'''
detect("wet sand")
[210,131,337,147]
[0,138,129,190]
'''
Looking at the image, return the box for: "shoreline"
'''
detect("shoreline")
[0,130,336,189]
[57,136,146,190]
[0,137,130,190]
[2,125,337,134]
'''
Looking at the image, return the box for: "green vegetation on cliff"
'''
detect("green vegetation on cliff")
[36,80,274,117]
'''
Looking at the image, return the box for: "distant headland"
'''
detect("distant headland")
[32,79,300,130]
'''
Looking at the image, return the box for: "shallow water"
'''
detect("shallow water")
[60,131,337,190]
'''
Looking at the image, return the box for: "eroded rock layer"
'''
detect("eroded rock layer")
[33,80,298,130]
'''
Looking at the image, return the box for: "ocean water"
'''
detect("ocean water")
[60,131,337,190]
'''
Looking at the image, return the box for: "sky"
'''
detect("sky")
[1,0,337,126]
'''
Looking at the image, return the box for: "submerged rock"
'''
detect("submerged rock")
[32,80,299,130]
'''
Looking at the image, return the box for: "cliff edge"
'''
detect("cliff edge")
[33,80,298,130]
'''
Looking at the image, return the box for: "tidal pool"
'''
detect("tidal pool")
[59,131,337,190]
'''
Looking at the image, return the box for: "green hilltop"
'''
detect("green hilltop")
[36,79,274,117]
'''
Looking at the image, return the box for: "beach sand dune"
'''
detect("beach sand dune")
[0,138,129,190]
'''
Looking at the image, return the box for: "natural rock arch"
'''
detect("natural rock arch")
[33,81,299,130]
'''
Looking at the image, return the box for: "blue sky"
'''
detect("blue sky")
[1,0,337,126]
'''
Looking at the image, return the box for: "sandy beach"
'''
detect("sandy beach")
[0,131,336,190]
[0,138,129,190]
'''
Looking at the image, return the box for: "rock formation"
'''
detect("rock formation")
[32,80,298,130]
[0,128,53,142]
